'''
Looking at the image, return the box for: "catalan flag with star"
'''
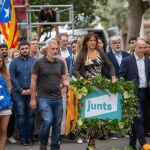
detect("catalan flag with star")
[0,0,18,48]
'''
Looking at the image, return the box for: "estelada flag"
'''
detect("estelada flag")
[0,0,19,48]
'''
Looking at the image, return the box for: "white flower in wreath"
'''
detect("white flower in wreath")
[77,118,83,127]
[0,85,2,88]
[118,122,124,129]
[0,96,4,100]
[123,91,130,99]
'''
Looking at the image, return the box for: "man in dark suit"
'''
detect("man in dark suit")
[105,36,130,140]
[119,38,150,149]
[107,36,130,78]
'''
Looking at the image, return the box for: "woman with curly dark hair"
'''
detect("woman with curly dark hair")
[72,32,116,81]
[72,32,116,150]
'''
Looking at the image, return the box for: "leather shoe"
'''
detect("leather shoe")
[20,141,28,146]
[39,144,47,150]
[27,139,34,146]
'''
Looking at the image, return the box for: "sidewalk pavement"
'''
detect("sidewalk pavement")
[5,137,150,150]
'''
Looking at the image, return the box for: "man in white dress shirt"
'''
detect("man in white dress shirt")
[119,38,150,149]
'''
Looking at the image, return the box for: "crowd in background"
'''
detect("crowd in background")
[0,0,150,149]
[0,31,150,150]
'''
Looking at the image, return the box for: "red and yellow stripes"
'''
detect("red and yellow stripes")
[66,85,79,136]
[0,0,18,49]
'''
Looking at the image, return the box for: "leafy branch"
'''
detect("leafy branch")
[70,75,138,138]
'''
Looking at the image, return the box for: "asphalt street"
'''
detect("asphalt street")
[5,137,150,150]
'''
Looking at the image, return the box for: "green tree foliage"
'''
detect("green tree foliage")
[29,0,108,28]
[95,0,128,31]
[95,0,150,40]
[28,0,150,38]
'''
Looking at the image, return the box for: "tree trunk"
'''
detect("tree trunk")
[127,0,149,41]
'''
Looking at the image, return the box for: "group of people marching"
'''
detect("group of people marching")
[0,32,150,150]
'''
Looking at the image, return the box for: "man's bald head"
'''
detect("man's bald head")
[134,38,146,58]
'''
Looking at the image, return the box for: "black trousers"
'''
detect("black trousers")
[129,88,149,148]
[137,88,150,133]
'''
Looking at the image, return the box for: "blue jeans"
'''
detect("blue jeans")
[12,92,35,142]
[65,56,73,77]
[38,97,63,150]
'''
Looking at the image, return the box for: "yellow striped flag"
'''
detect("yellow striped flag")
[0,0,19,48]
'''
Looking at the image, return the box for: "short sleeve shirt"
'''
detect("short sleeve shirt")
[32,56,65,99]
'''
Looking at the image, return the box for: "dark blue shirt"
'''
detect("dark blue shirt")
[9,55,35,93]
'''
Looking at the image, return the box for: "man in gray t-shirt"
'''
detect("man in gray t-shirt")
[30,40,69,150]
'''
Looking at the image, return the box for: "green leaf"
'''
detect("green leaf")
[69,75,138,138]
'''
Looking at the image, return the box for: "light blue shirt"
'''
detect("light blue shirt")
[112,50,122,66]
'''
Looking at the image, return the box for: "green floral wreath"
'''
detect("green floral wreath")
[70,75,138,139]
